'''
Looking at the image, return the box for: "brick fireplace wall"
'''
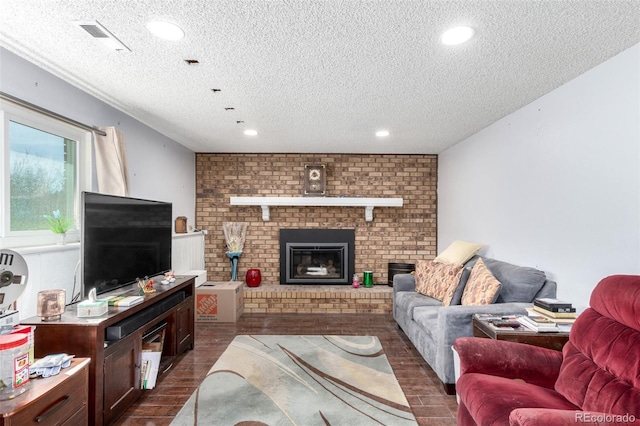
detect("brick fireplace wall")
[195,153,437,287]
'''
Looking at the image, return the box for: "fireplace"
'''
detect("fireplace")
[280,229,355,285]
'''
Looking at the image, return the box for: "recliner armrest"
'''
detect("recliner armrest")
[453,337,562,389]
[509,408,640,426]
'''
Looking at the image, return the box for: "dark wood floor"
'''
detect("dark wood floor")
[114,313,458,425]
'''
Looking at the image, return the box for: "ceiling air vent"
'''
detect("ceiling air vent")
[72,20,131,52]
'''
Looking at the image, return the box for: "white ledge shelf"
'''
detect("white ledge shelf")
[230,196,403,222]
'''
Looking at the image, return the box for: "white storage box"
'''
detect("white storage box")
[181,269,207,287]
[77,300,108,318]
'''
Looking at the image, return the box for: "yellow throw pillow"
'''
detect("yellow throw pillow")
[434,240,484,265]
[415,260,463,306]
[461,258,502,305]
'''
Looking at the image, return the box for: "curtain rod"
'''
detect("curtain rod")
[0,91,107,136]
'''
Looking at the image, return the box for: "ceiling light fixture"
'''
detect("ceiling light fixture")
[244,129,258,136]
[376,130,390,137]
[147,20,185,41]
[73,20,131,52]
[441,26,475,45]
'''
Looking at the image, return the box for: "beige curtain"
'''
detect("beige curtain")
[93,126,130,196]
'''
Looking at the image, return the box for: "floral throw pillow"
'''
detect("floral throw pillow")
[461,258,502,305]
[415,260,463,306]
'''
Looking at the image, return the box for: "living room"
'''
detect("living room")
[2,15,638,317]
[0,2,639,425]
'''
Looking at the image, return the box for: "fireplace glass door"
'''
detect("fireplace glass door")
[286,243,348,284]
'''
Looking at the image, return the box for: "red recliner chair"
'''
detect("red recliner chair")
[453,274,640,425]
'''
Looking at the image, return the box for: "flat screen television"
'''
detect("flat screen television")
[81,191,172,298]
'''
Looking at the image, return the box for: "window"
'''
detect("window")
[1,101,91,248]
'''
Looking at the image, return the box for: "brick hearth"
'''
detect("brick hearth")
[243,284,393,314]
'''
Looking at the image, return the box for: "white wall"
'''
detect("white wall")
[438,43,640,312]
[1,48,198,319]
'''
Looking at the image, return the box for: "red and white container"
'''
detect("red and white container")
[0,334,30,400]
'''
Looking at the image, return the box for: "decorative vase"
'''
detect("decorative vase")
[226,251,242,281]
[245,269,261,287]
[56,233,66,245]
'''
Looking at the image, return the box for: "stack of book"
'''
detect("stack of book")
[517,298,577,333]
[141,326,166,390]
[516,314,560,332]
[531,298,577,324]
[99,295,144,308]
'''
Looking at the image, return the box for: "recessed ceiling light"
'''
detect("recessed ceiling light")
[376,130,390,137]
[147,20,184,41]
[244,129,258,136]
[441,26,475,45]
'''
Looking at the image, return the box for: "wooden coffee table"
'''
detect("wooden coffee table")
[472,316,570,351]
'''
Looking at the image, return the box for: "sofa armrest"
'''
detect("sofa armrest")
[433,303,532,384]
[510,409,640,426]
[393,273,416,293]
[437,302,530,349]
[453,337,563,389]
[535,279,557,299]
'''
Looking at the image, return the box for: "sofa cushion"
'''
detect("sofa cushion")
[449,265,473,305]
[414,260,463,306]
[412,305,441,342]
[433,240,483,265]
[414,260,431,294]
[482,258,546,303]
[461,258,502,305]
[394,291,441,320]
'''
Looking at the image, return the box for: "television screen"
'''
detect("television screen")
[81,192,172,298]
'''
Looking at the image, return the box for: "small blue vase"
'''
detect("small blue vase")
[226,251,242,281]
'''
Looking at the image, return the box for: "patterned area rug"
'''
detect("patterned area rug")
[171,335,417,425]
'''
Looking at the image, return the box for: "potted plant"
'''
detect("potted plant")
[44,210,71,244]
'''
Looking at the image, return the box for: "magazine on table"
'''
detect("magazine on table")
[517,314,560,332]
[99,295,144,307]
[474,314,522,330]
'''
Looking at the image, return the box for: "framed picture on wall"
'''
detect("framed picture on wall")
[303,164,326,196]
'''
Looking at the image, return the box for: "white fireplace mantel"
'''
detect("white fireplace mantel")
[229,196,403,222]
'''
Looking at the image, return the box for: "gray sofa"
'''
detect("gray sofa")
[392,256,557,394]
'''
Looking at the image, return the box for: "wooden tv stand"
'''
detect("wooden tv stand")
[21,276,195,426]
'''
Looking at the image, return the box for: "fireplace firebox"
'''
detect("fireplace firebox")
[280,229,355,285]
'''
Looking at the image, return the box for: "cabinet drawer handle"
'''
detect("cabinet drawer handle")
[35,394,70,422]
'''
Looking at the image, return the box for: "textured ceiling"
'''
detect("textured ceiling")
[1,1,639,154]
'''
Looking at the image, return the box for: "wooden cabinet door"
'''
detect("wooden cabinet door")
[176,300,194,354]
[103,333,142,424]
